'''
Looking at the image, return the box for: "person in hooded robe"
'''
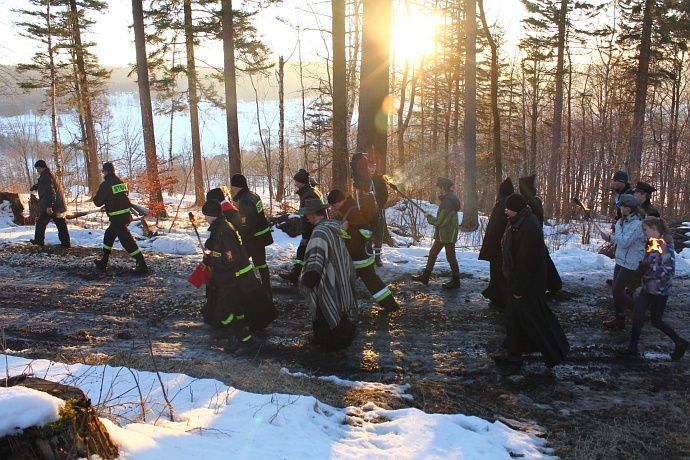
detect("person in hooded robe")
[495,193,570,370]
[478,178,514,311]
[519,175,562,295]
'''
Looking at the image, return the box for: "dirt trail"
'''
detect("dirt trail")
[1,243,689,458]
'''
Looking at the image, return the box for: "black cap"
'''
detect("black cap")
[293,169,309,184]
[206,188,225,202]
[327,190,346,205]
[436,177,453,189]
[202,199,223,217]
[34,160,47,169]
[230,174,248,189]
[102,162,115,173]
[612,171,628,183]
[635,182,656,195]
[298,198,330,215]
[505,193,527,212]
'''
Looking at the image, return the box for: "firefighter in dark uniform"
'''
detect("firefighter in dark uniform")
[93,162,148,274]
[230,173,274,295]
[327,190,399,312]
[279,169,327,283]
[201,199,260,356]
[367,157,389,267]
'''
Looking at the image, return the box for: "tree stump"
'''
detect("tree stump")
[0,193,28,226]
[0,375,119,460]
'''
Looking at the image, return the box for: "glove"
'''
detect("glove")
[634,261,649,279]
[203,254,213,267]
[30,184,38,192]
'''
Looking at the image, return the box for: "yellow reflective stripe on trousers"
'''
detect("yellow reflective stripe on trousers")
[129,248,141,257]
[254,227,270,237]
[108,208,130,216]
[103,244,112,250]
[373,287,392,302]
[296,259,304,266]
[255,263,268,270]
[221,313,235,325]
[354,257,375,269]
[235,264,253,277]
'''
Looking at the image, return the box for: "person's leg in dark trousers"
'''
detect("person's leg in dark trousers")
[251,247,271,295]
[357,264,398,311]
[115,223,147,273]
[32,212,51,245]
[372,211,384,266]
[628,291,650,350]
[605,264,634,329]
[54,216,71,248]
[442,243,460,289]
[412,240,444,284]
[647,294,685,344]
[95,224,118,269]
[280,242,307,283]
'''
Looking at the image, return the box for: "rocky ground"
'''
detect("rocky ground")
[1,242,689,459]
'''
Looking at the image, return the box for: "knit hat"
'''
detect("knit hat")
[293,169,310,184]
[327,189,346,205]
[230,174,248,189]
[618,194,640,208]
[505,193,527,212]
[102,162,115,173]
[436,177,453,189]
[635,182,656,195]
[612,171,628,183]
[206,188,225,202]
[299,198,330,215]
[202,199,223,217]
[34,160,47,169]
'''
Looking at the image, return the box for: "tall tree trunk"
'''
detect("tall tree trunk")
[332,0,349,192]
[477,0,501,190]
[356,0,391,167]
[545,0,568,219]
[277,56,285,202]
[220,0,242,177]
[461,0,478,230]
[46,1,63,178]
[629,0,654,178]
[183,0,204,206]
[132,0,165,215]
[69,0,100,196]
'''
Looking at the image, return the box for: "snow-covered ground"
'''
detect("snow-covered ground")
[2,192,689,459]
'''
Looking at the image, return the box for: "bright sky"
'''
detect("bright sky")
[0,0,527,68]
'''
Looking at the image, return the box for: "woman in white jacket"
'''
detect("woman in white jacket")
[600,194,646,330]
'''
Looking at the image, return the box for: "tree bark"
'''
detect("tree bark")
[332,0,349,192]
[276,56,285,202]
[461,0,478,231]
[220,0,242,177]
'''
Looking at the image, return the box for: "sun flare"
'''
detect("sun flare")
[392,10,438,65]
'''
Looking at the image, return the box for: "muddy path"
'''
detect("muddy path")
[1,242,689,458]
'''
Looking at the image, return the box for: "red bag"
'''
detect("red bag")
[188,262,212,288]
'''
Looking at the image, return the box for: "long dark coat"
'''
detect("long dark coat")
[479,178,514,262]
[501,207,569,367]
[36,167,67,214]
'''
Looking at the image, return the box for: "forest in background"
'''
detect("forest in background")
[1,0,690,225]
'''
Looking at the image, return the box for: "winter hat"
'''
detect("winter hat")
[327,189,346,205]
[436,177,453,189]
[505,193,527,213]
[230,174,248,189]
[102,162,115,173]
[293,169,310,184]
[618,194,640,208]
[612,171,628,183]
[34,160,47,169]
[635,182,656,195]
[299,198,330,215]
[206,188,225,202]
[202,199,223,217]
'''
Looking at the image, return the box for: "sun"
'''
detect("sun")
[391,9,439,65]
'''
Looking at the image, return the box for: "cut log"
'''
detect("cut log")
[0,192,28,226]
[0,375,119,460]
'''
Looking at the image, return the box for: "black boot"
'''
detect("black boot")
[279,264,301,284]
[132,253,149,275]
[94,250,110,270]
[259,267,272,296]
[411,270,431,285]
[442,275,461,290]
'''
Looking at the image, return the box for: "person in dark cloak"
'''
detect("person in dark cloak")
[494,193,570,370]
[518,175,562,295]
[478,178,514,311]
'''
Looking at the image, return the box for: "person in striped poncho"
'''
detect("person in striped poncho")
[300,198,359,351]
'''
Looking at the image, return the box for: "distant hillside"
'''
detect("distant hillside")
[0,61,328,117]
